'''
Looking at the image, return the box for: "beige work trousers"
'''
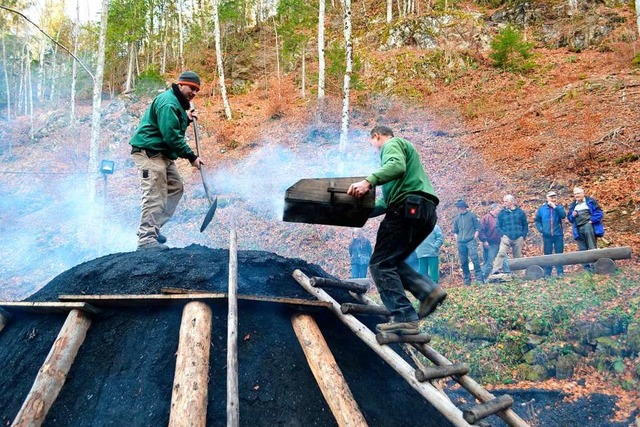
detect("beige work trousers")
[491,235,524,274]
[132,151,184,247]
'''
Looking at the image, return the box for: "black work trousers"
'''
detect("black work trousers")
[369,197,438,322]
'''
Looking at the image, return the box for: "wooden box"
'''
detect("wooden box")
[283,177,375,227]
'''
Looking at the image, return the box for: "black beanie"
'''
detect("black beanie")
[177,71,201,90]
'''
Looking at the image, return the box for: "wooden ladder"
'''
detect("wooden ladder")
[292,270,530,427]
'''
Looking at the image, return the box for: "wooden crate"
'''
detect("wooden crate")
[283,177,375,227]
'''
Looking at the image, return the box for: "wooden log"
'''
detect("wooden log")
[341,303,390,316]
[411,344,528,427]
[376,333,431,345]
[595,258,616,275]
[506,247,632,271]
[12,309,92,427]
[415,364,469,382]
[58,293,331,308]
[292,269,471,427]
[169,302,212,427]
[463,395,514,424]
[0,302,100,315]
[291,313,368,427]
[310,277,368,294]
[0,307,11,333]
[227,228,239,427]
[524,265,545,280]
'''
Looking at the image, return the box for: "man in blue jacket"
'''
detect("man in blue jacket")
[490,195,529,276]
[568,187,604,269]
[535,191,566,276]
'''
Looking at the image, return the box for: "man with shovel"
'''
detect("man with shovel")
[348,125,447,335]
[130,71,204,250]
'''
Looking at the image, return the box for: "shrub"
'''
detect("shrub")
[489,25,536,72]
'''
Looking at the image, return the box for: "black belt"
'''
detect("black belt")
[131,147,161,157]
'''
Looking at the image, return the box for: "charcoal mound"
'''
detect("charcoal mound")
[0,245,632,426]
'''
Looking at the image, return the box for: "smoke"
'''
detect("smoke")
[0,174,137,300]
[208,128,380,220]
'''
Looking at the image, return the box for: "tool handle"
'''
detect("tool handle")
[327,187,350,194]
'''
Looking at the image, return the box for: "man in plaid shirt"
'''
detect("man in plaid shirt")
[490,195,529,275]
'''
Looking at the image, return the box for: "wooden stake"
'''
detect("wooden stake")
[12,309,92,427]
[291,313,368,427]
[169,301,212,427]
[227,228,239,427]
[292,270,471,427]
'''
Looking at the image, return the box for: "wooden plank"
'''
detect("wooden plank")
[0,302,100,315]
[58,294,331,308]
[12,309,92,427]
[292,269,471,427]
[169,302,212,427]
[227,228,239,427]
[291,313,368,427]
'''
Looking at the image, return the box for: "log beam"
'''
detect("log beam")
[341,303,390,317]
[310,277,368,294]
[506,247,632,271]
[463,395,514,424]
[227,228,239,427]
[291,313,368,427]
[12,309,92,427]
[415,364,469,382]
[169,302,213,427]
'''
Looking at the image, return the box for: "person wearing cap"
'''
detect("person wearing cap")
[490,195,529,275]
[479,203,510,279]
[567,187,604,269]
[347,125,446,336]
[534,191,567,276]
[130,71,205,250]
[453,199,484,285]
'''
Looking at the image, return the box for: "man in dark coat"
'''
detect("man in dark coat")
[568,187,604,270]
[490,195,528,275]
[453,200,484,285]
[534,190,566,276]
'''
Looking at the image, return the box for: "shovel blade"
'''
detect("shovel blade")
[200,197,218,232]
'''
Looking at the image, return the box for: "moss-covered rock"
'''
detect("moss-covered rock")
[517,364,550,381]
[460,320,496,341]
[626,322,640,355]
[595,336,624,357]
[556,352,581,379]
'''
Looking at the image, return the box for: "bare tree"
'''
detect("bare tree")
[338,0,352,153]
[317,0,325,105]
[636,0,640,37]
[1,36,10,122]
[70,0,79,123]
[89,0,110,201]
[213,0,232,119]
[387,0,392,22]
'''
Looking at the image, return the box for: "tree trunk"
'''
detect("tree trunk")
[506,246,632,271]
[338,0,352,154]
[387,0,392,21]
[317,0,325,104]
[169,302,212,427]
[89,0,110,202]
[70,0,80,123]
[177,0,185,69]
[1,36,10,122]
[213,0,232,119]
[636,0,640,37]
[272,17,281,99]
[12,309,92,427]
[27,46,33,139]
[301,44,306,98]
[124,42,135,92]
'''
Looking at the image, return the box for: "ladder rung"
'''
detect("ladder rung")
[463,394,514,424]
[310,277,368,294]
[415,363,469,381]
[341,303,390,316]
[376,332,431,345]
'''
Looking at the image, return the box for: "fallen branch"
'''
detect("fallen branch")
[593,127,624,146]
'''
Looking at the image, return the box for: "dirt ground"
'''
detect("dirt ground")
[0,245,635,426]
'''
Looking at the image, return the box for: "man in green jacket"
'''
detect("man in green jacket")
[130,71,204,250]
[348,125,447,335]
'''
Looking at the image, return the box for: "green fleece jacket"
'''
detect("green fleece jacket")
[129,84,198,163]
[366,137,438,216]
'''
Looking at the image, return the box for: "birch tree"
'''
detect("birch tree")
[338,0,352,153]
[387,0,392,23]
[317,0,325,105]
[89,0,110,201]
[213,0,232,119]
[1,36,10,122]
[70,0,79,122]
[636,0,640,37]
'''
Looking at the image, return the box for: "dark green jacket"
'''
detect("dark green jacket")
[129,84,197,162]
[366,137,438,215]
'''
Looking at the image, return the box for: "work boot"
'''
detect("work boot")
[376,320,420,335]
[137,241,169,250]
[157,233,167,244]
[418,287,447,319]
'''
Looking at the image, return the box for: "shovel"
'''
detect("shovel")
[193,116,217,232]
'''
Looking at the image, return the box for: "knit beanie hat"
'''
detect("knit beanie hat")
[177,71,201,90]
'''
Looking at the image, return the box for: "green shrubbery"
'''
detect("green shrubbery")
[490,25,536,72]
